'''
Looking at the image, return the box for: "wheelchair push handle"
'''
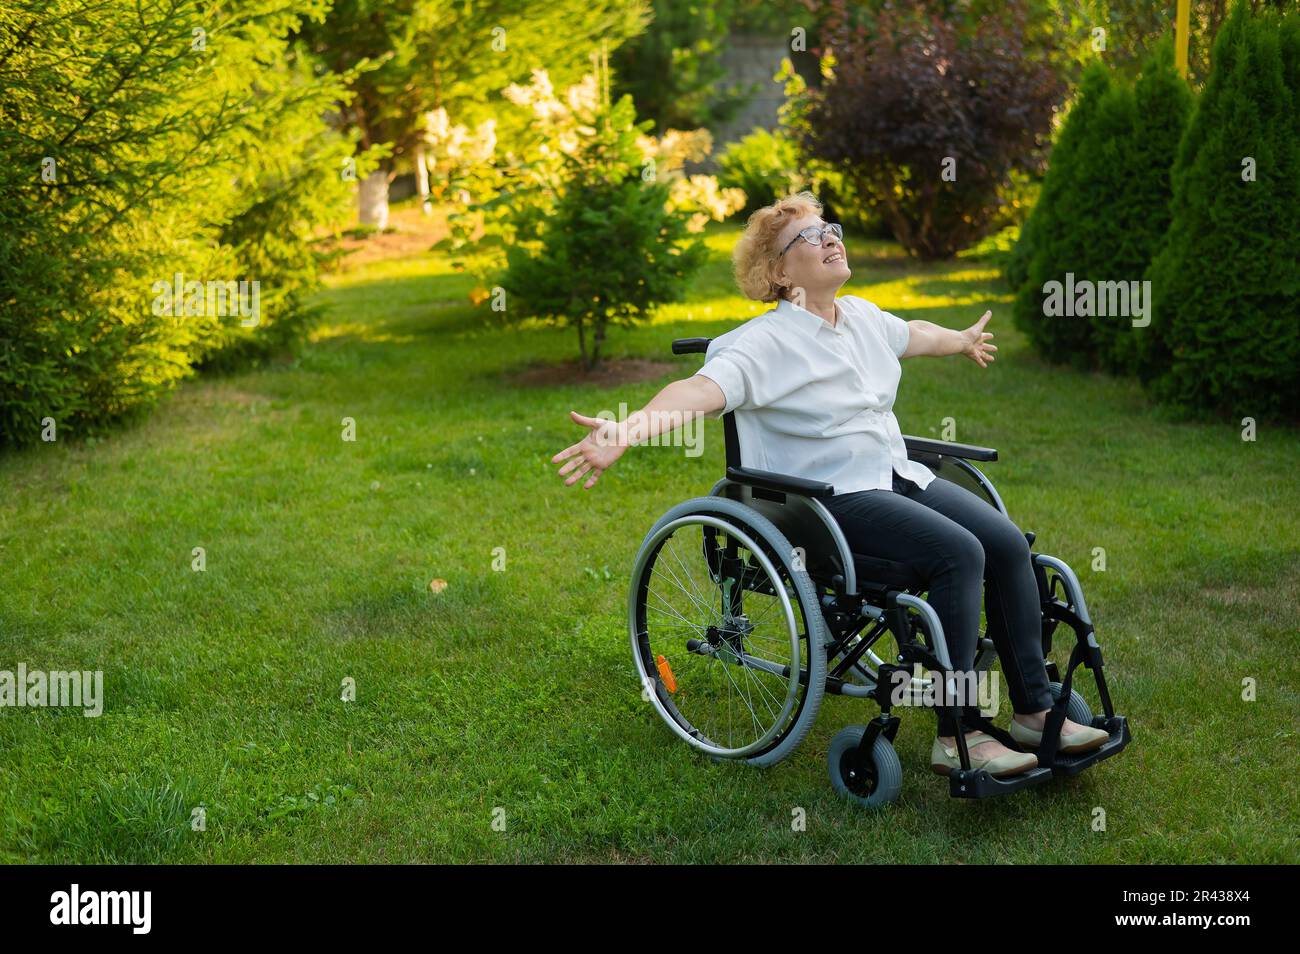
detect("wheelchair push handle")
[672,337,711,355]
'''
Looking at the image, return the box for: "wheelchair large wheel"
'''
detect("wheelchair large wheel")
[629,496,828,766]
[1049,681,1093,726]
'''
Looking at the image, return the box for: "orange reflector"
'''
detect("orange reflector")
[656,654,677,693]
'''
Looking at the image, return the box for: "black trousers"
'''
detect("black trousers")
[823,470,1054,736]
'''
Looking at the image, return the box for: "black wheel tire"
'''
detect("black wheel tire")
[827,725,902,808]
[1048,682,1093,726]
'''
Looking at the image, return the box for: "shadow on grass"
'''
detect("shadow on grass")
[319,574,521,648]
[320,585,439,642]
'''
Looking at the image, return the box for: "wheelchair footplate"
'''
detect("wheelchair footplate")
[932,715,1057,799]
[948,764,1054,799]
[945,707,1129,797]
[1042,714,1131,778]
[945,715,1130,797]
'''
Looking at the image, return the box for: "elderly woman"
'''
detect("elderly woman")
[552,191,1107,778]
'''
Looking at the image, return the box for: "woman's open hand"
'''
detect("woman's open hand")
[551,410,627,490]
[960,310,997,368]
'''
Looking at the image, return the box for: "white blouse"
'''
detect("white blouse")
[696,295,935,495]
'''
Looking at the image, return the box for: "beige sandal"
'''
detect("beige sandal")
[1010,717,1108,754]
[930,732,1038,778]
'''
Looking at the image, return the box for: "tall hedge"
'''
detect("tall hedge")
[1142,3,1300,420]
[1011,48,1191,372]
[1098,43,1194,374]
[1011,62,1114,368]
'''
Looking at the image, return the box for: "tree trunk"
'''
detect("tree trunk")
[358,169,390,230]
[877,191,915,256]
[591,317,607,370]
[415,145,433,215]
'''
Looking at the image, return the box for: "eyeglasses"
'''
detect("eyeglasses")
[778,222,843,258]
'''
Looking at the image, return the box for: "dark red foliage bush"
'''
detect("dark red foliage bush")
[796,0,1066,259]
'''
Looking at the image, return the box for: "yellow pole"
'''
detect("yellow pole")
[1175,0,1191,77]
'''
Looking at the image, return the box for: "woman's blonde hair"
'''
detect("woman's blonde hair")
[732,190,823,302]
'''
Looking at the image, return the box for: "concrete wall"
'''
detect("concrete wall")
[690,32,819,174]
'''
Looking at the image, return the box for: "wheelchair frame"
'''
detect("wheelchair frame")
[628,337,1130,804]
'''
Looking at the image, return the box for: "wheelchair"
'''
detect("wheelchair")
[628,336,1130,806]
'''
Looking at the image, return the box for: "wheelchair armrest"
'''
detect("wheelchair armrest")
[903,435,998,462]
[726,465,834,498]
[672,337,711,355]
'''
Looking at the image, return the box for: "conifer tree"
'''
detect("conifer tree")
[1011,62,1113,367]
[1143,3,1299,419]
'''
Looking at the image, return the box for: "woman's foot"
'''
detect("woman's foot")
[931,731,1038,778]
[1010,710,1108,753]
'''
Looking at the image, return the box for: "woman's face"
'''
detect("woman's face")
[773,213,851,299]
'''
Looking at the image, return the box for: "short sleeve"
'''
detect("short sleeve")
[696,353,748,417]
[880,308,910,357]
[697,326,777,416]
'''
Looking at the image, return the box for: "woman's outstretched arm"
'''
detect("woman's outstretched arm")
[902,309,998,367]
[550,374,726,490]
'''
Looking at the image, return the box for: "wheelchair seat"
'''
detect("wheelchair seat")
[852,552,924,591]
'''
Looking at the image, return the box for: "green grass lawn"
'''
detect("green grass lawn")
[1,222,1297,863]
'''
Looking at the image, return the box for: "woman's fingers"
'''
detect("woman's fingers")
[967,333,997,368]
[551,442,580,465]
[565,460,593,486]
[558,453,605,489]
[557,452,587,477]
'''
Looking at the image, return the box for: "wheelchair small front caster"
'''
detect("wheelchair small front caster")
[1048,682,1093,726]
[827,726,902,808]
